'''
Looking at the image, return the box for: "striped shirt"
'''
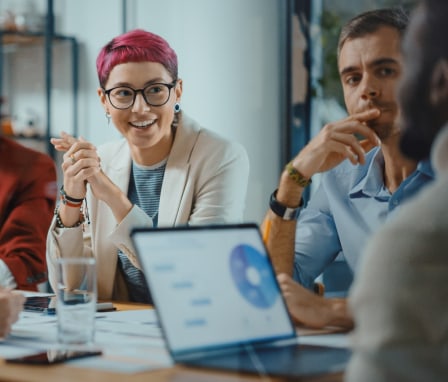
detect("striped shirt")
[117,159,167,303]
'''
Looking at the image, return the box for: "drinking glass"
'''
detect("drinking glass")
[56,258,97,345]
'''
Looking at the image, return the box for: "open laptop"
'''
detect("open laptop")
[130,223,350,378]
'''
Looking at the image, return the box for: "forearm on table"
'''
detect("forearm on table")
[326,298,354,329]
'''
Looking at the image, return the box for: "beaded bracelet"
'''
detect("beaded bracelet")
[54,205,85,229]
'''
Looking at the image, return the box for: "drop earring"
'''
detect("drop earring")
[174,103,181,113]
[105,112,111,126]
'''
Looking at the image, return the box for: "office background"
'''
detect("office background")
[0,0,416,225]
[1,0,287,224]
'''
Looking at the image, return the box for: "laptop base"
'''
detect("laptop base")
[182,343,351,378]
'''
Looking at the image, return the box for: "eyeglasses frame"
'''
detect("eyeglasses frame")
[103,80,178,110]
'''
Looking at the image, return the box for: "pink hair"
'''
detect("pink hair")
[96,29,178,87]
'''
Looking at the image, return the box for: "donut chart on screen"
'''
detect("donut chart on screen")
[229,244,279,309]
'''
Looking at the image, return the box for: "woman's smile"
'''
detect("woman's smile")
[129,119,156,129]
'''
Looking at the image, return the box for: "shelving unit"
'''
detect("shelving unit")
[0,0,78,159]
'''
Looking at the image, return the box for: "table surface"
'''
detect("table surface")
[0,301,344,382]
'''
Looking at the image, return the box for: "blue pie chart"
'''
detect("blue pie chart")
[229,244,279,309]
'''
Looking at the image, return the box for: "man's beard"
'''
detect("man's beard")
[366,119,396,141]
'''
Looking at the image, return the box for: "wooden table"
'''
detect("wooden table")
[0,302,344,382]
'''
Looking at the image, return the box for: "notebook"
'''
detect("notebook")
[130,223,350,378]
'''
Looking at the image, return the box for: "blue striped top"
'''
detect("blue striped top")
[117,158,167,303]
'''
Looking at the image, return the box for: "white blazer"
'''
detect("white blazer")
[47,114,250,300]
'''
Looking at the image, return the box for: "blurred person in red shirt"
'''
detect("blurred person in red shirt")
[0,136,57,290]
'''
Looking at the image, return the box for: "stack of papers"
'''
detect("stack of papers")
[2,308,173,373]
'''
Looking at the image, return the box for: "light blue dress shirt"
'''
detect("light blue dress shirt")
[293,147,434,289]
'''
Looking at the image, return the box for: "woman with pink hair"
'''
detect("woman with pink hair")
[47,29,249,303]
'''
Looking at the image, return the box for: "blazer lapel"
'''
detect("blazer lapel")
[106,142,132,194]
[159,161,190,226]
[158,115,200,226]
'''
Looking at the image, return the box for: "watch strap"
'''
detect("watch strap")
[269,189,302,220]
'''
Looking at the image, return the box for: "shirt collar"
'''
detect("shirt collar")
[415,158,434,178]
[349,147,385,198]
[348,147,435,198]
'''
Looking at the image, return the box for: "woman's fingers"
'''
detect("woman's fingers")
[50,131,78,152]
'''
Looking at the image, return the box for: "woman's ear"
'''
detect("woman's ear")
[175,79,183,101]
[430,59,448,107]
[97,87,108,111]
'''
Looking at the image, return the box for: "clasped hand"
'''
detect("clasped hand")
[50,132,110,202]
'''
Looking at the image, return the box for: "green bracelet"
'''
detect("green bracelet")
[285,161,312,188]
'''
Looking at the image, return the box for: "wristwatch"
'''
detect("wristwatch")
[269,189,302,220]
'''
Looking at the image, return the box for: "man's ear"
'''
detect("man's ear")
[430,59,448,107]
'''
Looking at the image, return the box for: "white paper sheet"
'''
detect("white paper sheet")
[4,308,172,373]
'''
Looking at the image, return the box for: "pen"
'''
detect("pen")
[38,303,115,314]
[44,308,56,315]
[262,219,271,245]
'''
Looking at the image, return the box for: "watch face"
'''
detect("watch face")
[283,207,300,220]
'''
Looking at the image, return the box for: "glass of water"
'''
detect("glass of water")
[56,258,97,345]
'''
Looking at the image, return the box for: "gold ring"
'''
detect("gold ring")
[70,153,76,164]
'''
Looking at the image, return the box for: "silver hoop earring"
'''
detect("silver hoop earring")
[105,112,111,126]
[174,103,181,113]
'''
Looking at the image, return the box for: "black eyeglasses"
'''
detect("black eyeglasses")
[103,81,177,110]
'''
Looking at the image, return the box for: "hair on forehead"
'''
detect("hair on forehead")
[96,29,178,88]
[338,8,409,57]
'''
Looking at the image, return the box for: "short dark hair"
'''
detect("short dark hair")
[418,0,448,65]
[399,0,448,160]
[337,8,409,57]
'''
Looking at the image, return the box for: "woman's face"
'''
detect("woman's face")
[98,61,182,159]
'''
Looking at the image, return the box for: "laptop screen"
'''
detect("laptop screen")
[131,224,295,357]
